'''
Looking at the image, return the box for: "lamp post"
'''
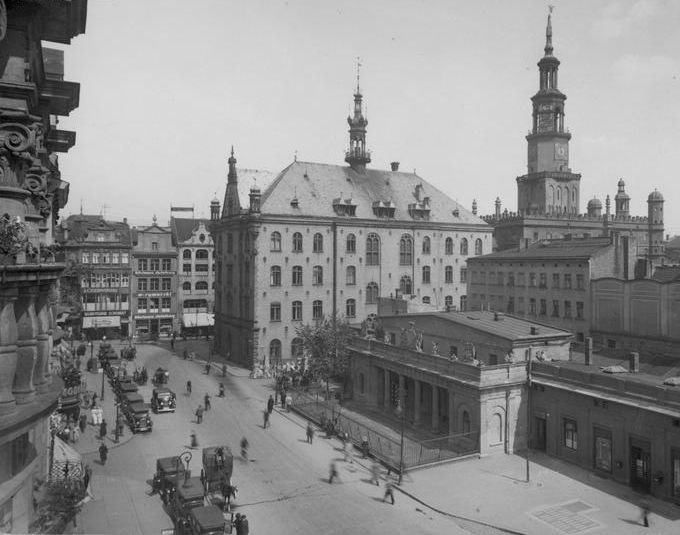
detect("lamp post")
[395,401,405,484]
[178,451,192,487]
[114,402,120,443]
[100,367,105,402]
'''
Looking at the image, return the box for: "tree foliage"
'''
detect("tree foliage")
[295,316,353,386]
[30,479,86,533]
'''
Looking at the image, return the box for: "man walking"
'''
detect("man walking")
[267,395,274,415]
[328,461,339,484]
[306,422,314,444]
[98,443,108,465]
[383,480,395,504]
[99,419,108,440]
[195,405,204,424]
[204,393,211,411]
[263,409,270,429]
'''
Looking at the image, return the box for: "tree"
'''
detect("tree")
[30,479,86,533]
[296,316,353,400]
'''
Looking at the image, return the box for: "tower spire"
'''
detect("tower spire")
[545,5,554,56]
[345,61,371,172]
[223,145,241,216]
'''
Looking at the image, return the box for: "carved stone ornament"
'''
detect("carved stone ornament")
[1,122,35,154]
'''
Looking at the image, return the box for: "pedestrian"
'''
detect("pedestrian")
[170,337,174,350]
[91,392,98,406]
[117,414,125,437]
[263,409,270,428]
[98,443,108,465]
[361,436,369,458]
[306,422,314,444]
[640,500,650,528]
[205,362,211,375]
[183,349,188,360]
[267,395,274,415]
[99,419,108,440]
[186,380,192,395]
[371,461,380,485]
[195,405,204,424]
[343,434,353,464]
[285,392,292,411]
[83,464,91,490]
[218,383,225,397]
[222,363,227,377]
[79,414,87,433]
[280,389,286,408]
[383,479,395,504]
[190,430,198,448]
[233,513,242,534]
[204,393,211,411]
[239,514,249,535]
[328,461,339,484]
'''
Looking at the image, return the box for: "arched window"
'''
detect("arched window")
[292,265,303,286]
[182,281,191,291]
[195,281,208,290]
[462,410,471,435]
[366,233,380,265]
[399,234,413,265]
[445,295,453,307]
[346,233,356,253]
[292,232,303,252]
[292,301,302,321]
[270,231,281,251]
[366,282,379,304]
[269,339,282,365]
[313,233,323,253]
[346,299,356,318]
[270,265,281,286]
[445,237,454,255]
[460,238,468,255]
[422,266,431,284]
[196,249,209,260]
[312,300,323,320]
[490,413,503,444]
[474,238,483,256]
[346,266,356,285]
[400,275,412,295]
[291,337,304,358]
[183,249,192,259]
[312,266,323,285]
[445,265,453,283]
[422,236,431,255]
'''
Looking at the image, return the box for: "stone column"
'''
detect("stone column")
[413,379,421,426]
[383,368,390,409]
[431,384,440,433]
[0,290,19,415]
[33,287,51,392]
[13,287,39,404]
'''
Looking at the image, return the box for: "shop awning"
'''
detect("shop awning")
[182,313,214,328]
[83,315,121,329]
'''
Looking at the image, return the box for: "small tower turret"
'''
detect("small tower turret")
[210,194,220,221]
[647,189,665,269]
[472,199,478,216]
[614,179,630,217]
[495,197,501,219]
[249,184,261,214]
[344,59,371,172]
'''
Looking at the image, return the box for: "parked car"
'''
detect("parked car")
[187,505,232,535]
[151,387,176,413]
[153,456,185,504]
[124,401,153,433]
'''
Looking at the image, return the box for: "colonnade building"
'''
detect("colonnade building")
[210,82,492,368]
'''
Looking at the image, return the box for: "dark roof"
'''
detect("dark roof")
[190,505,225,530]
[256,160,486,225]
[652,266,680,282]
[472,237,612,261]
[176,477,205,500]
[385,310,572,342]
[562,350,680,383]
[171,217,212,245]
[57,214,132,246]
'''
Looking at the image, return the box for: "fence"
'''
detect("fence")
[291,389,479,472]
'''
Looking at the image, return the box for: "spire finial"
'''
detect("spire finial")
[545,5,554,56]
[294,149,297,162]
[355,56,362,93]
[230,145,234,157]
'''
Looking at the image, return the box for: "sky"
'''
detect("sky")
[54,0,680,235]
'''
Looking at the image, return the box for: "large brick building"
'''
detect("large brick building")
[482,13,665,277]
[211,82,492,368]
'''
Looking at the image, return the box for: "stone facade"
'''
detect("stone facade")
[0,1,87,532]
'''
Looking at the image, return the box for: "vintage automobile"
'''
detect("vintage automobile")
[122,392,144,409]
[120,346,137,360]
[153,456,185,505]
[201,446,233,494]
[116,380,138,399]
[152,367,169,386]
[124,401,153,433]
[170,476,206,530]
[151,387,176,413]
[98,342,117,363]
[105,359,124,379]
[187,505,232,535]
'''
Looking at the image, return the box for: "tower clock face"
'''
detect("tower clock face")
[555,142,567,160]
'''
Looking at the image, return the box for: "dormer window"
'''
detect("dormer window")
[332,197,357,216]
[408,202,431,220]
[372,200,396,219]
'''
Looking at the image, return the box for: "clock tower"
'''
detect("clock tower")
[517,10,581,216]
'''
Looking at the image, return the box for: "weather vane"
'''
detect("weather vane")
[549,4,554,14]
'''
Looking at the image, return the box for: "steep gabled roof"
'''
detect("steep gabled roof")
[58,214,132,246]
[253,160,484,225]
[171,217,211,245]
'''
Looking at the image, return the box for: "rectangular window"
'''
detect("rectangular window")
[552,300,560,317]
[149,278,160,291]
[517,272,525,287]
[313,266,323,285]
[161,297,171,311]
[540,299,547,316]
[564,418,577,450]
[151,242,159,251]
[292,301,302,321]
[138,278,148,291]
[594,428,612,473]
[576,274,585,290]
[270,303,281,321]
[162,258,172,271]
[518,296,525,314]
[183,263,192,273]
[552,273,560,289]
[162,278,171,291]
[195,264,209,272]
[138,258,148,271]
[121,274,129,287]
[564,274,572,289]
[422,267,431,284]
[576,301,584,320]
[507,273,514,287]
[101,252,110,264]
[150,258,160,271]
[564,300,572,318]
[150,298,159,312]
[529,273,536,287]
[312,300,323,320]
[121,253,129,264]
[529,298,537,315]
[81,252,90,263]
[460,268,467,283]
[137,298,147,312]
[111,252,120,264]
[539,273,547,289]
[507,296,514,313]
[497,272,503,286]
[92,252,100,264]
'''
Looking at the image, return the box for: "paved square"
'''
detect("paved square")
[530,500,602,534]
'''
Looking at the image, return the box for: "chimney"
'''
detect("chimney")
[629,351,639,373]
[123,217,128,225]
[584,337,593,366]
[390,162,400,172]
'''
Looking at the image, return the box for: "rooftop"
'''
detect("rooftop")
[472,237,612,261]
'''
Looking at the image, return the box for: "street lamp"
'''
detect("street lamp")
[114,402,120,443]
[177,451,192,487]
[395,401,405,484]
[100,366,105,402]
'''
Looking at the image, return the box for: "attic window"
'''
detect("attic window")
[408,199,431,220]
[452,209,460,218]
[332,197,356,216]
[372,200,396,219]
[291,197,299,208]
